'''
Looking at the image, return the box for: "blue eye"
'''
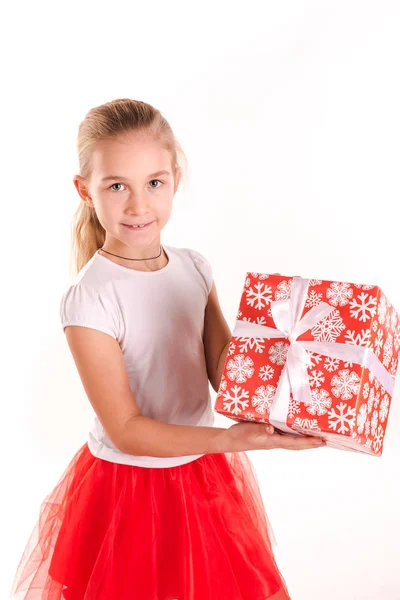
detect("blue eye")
[110,183,125,192]
[109,180,163,191]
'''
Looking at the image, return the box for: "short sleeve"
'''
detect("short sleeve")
[59,283,120,340]
[188,249,213,295]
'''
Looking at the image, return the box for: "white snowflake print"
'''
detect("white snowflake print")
[362,382,370,400]
[390,357,398,376]
[246,282,273,310]
[237,317,267,354]
[349,293,377,323]
[304,389,332,416]
[331,370,361,401]
[324,357,340,372]
[251,385,276,414]
[377,295,387,325]
[374,391,380,410]
[354,284,375,290]
[391,309,397,332]
[309,369,325,388]
[244,412,257,421]
[250,272,270,280]
[364,438,373,452]
[357,404,368,434]
[326,282,354,307]
[236,310,243,319]
[383,334,393,368]
[364,419,371,437]
[379,395,390,422]
[373,425,384,453]
[308,352,323,367]
[374,329,384,356]
[226,354,255,383]
[219,376,227,392]
[228,342,236,356]
[305,290,323,308]
[259,364,275,381]
[245,278,251,288]
[367,387,375,414]
[275,280,292,301]
[311,309,346,342]
[371,410,379,436]
[221,385,250,415]
[269,341,289,366]
[288,398,302,418]
[344,329,371,347]
[372,320,378,332]
[293,418,321,432]
[328,403,356,434]
[386,311,391,332]
[395,327,400,352]
[309,280,322,287]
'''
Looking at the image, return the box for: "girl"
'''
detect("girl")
[11,98,325,600]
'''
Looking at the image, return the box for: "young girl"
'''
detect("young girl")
[11,98,325,600]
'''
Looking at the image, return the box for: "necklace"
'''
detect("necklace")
[98,245,163,261]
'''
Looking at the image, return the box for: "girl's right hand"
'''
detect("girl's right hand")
[225,421,326,452]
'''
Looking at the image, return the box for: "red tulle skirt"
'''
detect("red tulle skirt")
[11,443,291,600]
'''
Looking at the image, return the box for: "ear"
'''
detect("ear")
[173,168,182,195]
[73,175,94,208]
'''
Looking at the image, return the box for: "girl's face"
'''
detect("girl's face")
[75,132,181,251]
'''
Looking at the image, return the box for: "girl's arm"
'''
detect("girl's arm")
[64,325,230,457]
[203,281,232,392]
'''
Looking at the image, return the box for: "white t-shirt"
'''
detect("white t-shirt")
[59,245,216,468]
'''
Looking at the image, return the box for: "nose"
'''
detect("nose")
[124,192,151,216]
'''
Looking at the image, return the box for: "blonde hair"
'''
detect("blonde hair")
[70,98,187,276]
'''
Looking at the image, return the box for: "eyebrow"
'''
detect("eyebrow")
[100,170,171,182]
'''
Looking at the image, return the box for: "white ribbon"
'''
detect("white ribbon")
[233,277,395,434]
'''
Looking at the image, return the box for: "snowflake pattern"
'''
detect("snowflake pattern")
[328,403,356,434]
[383,334,393,368]
[288,398,301,418]
[344,329,371,347]
[226,354,255,383]
[357,404,368,434]
[331,370,361,401]
[374,329,384,356]
[311,310,346,342]
[269,341,289,366]
[304,389,332,416]
[362,382,370,400]
[309,370,325,388]
[228,342,236,356]
[221,385,250,415]
[293,418,321,431]
[377,295,387,325]
[259,364,275,381]
[349,293,377,322]
[373,425,384,453]
[251,385,276,414]
[326,282,354,307]
[309,279,322,287]
[246,282,272,310]
[237,317,267,354]
[275,280,292,301]
[379,395,389,423]
[305,290,323,308]
[324,357,340,372]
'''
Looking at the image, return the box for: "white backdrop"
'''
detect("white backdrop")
[3,1,400,598]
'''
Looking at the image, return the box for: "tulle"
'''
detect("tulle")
[10,443,291,600]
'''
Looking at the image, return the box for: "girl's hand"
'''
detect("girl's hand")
[225,421,326,452]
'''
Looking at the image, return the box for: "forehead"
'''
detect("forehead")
[90,133,171,177]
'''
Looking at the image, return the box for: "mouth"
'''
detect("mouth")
[122,221,154,231]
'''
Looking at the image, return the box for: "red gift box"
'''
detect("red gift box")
[214,273,400,456]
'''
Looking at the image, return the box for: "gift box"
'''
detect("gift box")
[214,273,400,456]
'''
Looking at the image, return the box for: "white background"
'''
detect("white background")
[2,1,400,598]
